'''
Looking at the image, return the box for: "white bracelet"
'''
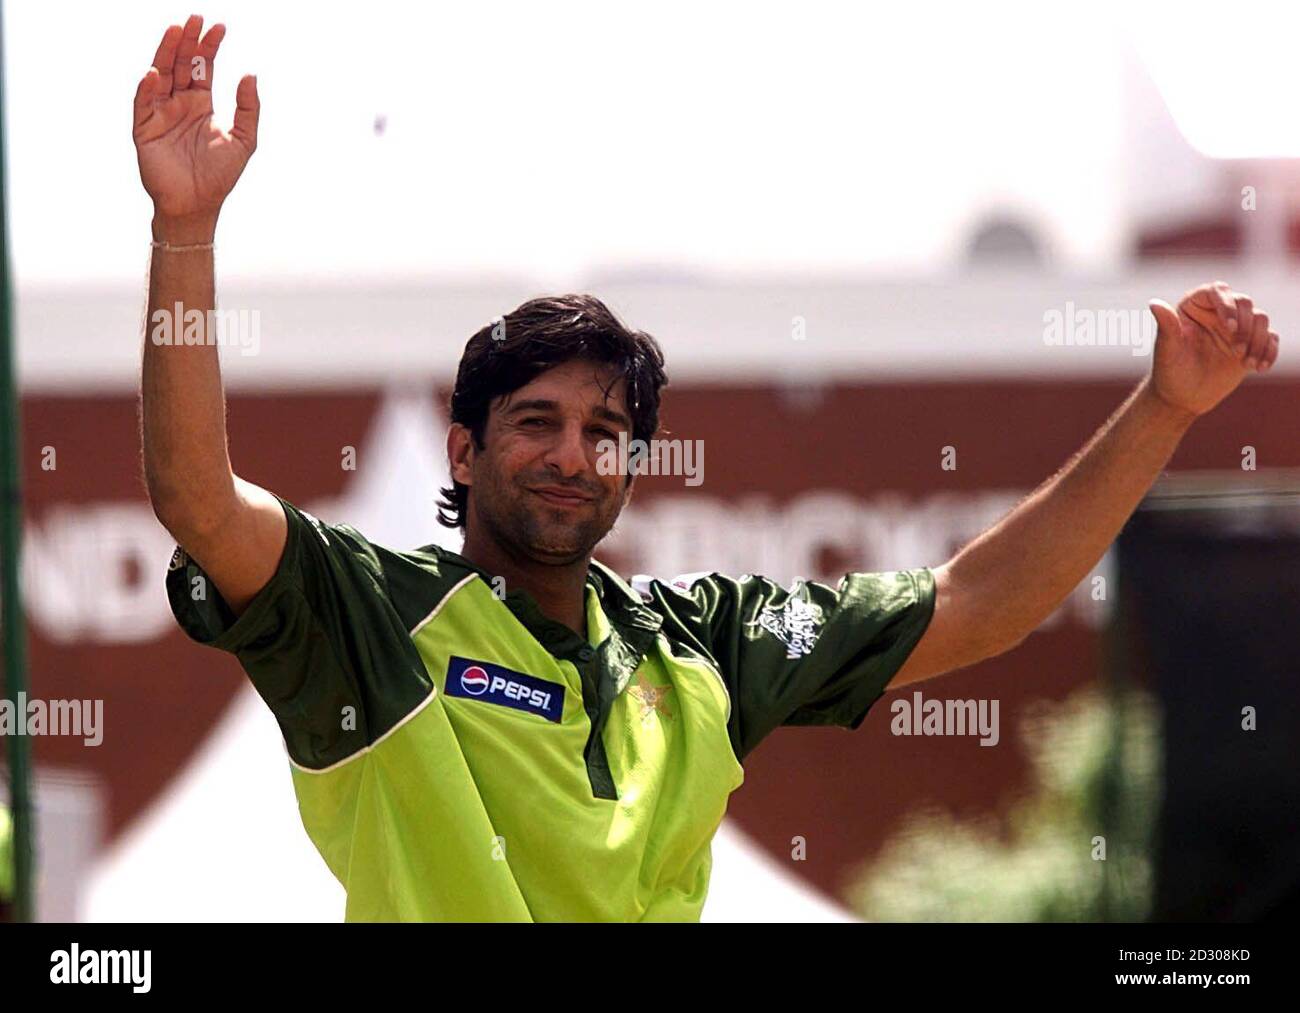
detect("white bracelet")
[150,239,214,253]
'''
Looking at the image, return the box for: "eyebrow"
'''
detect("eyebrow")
[503,398,632,429]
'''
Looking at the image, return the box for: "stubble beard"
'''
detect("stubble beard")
[479,470,620,567]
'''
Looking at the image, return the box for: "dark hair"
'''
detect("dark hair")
[437,293,668,529]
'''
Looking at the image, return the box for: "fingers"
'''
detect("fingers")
[150,23,183,97]
[1181,300,1236,357]
[1186,282,1282,373]
[1244,311,1270,369]
[173,14,204,91]
[190,23,226,92]
[1185,316,1227,361]
[1250,319,1280,373]
[1197,281,1240,336]
[231,75,260,153]
[1263,331,1280,371]
[1234,294,1256,356]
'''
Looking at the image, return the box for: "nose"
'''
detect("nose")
[541,419,591,480]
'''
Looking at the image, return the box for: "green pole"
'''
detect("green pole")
[0,0,35,923]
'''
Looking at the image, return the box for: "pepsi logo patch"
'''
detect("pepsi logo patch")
[459,665,490,696]
[445,656,565,723]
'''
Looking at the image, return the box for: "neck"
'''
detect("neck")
[460,527,590,637]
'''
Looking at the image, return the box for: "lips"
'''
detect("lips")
[530,486,594,508]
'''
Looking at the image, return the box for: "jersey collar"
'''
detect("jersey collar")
[428,545,663,637]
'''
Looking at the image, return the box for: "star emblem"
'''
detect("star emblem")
[628,671,674,725]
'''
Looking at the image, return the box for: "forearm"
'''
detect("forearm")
[943,376,1196,650]
[141,211,237,533]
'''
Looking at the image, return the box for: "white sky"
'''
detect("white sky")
[1127,4,1300,159]
[5,0,1141,287]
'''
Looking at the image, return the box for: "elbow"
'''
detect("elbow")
[146,472,236,545]
[975,615,1034,662]
[147,486,195,543]
[994,628,1031,658]
[961,631,1024,670]
[144,469,187,531]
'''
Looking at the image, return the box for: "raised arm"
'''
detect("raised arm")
[135,14,283,614]
[891,282,1281,687]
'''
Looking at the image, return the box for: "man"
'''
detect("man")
[135,17,1280,921]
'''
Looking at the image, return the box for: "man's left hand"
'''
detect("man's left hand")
[1147,281,1280,417]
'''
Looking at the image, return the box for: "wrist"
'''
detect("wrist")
[1137,376,1199,431]
[151,210,219,245]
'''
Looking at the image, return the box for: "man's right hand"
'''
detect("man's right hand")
[137,14,285,616]
[133,14,259,238]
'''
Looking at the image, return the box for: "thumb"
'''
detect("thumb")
[133,68,160,132]
[231,74,260,152]
[1148,299,1180,342]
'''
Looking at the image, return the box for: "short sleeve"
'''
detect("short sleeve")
[654,569,936,761]
[165,495,430,769]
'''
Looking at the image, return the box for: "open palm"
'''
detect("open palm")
[133,16,259,221]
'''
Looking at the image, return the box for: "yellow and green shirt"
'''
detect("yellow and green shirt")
[0,805,12,907]
[167,497,935,921]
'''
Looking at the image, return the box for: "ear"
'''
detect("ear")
[621,473,637,510]
[447,423,476,486]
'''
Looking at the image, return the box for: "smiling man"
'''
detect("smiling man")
[135,17,1281,921]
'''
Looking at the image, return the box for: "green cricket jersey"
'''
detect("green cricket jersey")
[0,805,12,904]
[166,496,935,921]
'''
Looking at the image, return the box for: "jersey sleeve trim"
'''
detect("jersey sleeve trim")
[288,686,439,776]
[408,572,479,637]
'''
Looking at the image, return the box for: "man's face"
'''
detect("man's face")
[450,358,635,565]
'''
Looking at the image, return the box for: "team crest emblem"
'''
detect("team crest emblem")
[751,592,824,659]
[627,670,674,726]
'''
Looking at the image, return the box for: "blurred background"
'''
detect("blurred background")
[2,0,1298,922]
